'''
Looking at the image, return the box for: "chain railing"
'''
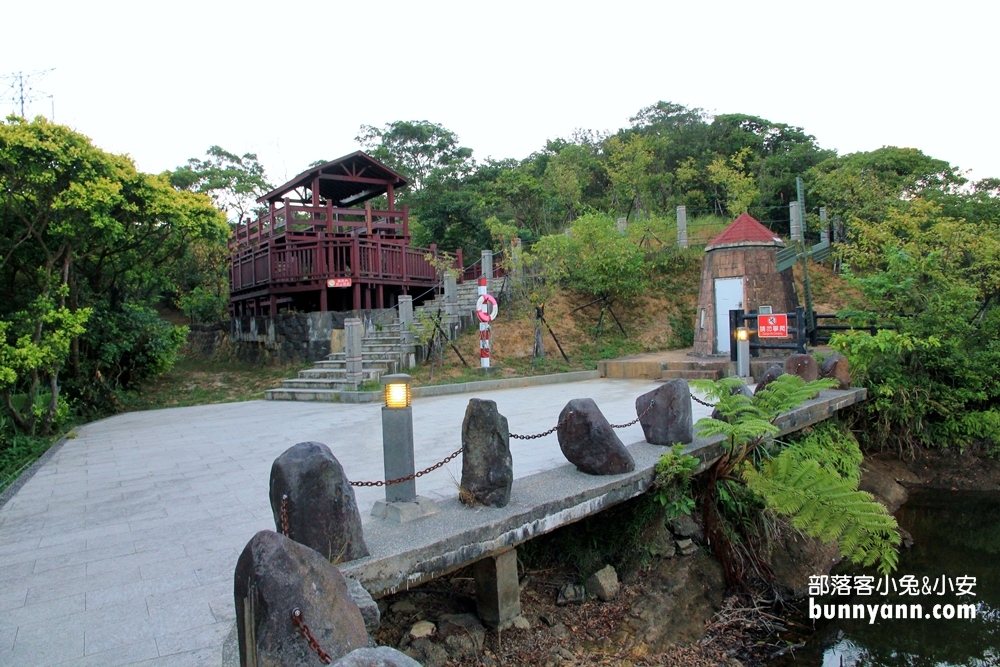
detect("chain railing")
[291,608,333,664]
[691,394,718,408]
[280,494,290,537]
[346,400,656,486]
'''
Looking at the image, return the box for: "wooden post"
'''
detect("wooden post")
[377,284,384,309]
[269,294,277,316]
[402,204,409,238]
[364,286,372,310]
[320,285,328,312]
[456,248,464,281]
[365,202,372,236]
[326,200,333,234]
[353,281,361,311]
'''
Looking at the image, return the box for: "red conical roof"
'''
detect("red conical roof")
[706,213,785,250]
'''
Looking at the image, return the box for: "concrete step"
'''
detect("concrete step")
[661,369,723,380]
[299,368,385,380]
[661,360,732,372]
[280,378,365,390]
[265,388,380,403]
[313,360,397,372]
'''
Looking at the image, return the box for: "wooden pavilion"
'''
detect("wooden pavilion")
[228,151,461,316]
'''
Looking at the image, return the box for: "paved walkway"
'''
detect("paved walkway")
[0,378,708,666]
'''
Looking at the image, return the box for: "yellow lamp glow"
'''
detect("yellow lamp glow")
[736,327,751,341]
[382,374,412,408]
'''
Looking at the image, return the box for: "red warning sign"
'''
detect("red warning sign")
[327,278,352,288]
[758,313,788,338]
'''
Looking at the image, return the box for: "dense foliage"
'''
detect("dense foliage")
[0,117,226,446]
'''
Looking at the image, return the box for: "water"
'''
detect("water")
[783,489,1000,666]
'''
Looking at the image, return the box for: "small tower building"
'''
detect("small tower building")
[692,213,798,356]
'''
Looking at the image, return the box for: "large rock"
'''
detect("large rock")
[784,354,819,382]
[585,565,620,601]
[754,364,785,395]
[333,647,423,667]
[556,399,635,475]
[345,577,380,632]
[636,379,693,445]
[460,399,513,507]
[269,441,369,562]
[711,381,753,422]
[234,530,369,667]
[819,352,851,389]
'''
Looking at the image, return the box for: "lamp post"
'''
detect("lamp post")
[372,374,440,522]
[736,326,751,380]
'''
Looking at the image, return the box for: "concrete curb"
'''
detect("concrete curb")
[412,370,601,398]
[0,434,71,510]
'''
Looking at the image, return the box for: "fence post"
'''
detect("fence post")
[790,202,803,243]
[819,207,829,244]
[345,318,364,387]
[444,272,458,333]
[810,310,819,347]
[795,307,807,354]
[481,249,493,294]
[398,295,414,346]
[676,205,688,248]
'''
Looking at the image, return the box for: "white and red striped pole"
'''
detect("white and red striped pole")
[478,276,490,369]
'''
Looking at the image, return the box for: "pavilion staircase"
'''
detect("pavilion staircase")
[265,281,484,401]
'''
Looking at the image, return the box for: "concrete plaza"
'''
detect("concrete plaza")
[0,378,695,666]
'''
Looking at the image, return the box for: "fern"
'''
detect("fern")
[752,374,838,419]
[780,421,864,484]
[743,455,900,574]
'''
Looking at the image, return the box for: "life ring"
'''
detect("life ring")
[475,294,498,322]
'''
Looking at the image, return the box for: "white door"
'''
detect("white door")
[714,277,744,354]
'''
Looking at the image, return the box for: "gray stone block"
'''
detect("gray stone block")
[585,565,620,601]
[333,646,424,666]
[556,398,635,475]
[820,352,851,389]
[785,353,819,382]
[636,379,693,445]
[269,441,369,562]
[234,530,369,666]
[460,399,513,507]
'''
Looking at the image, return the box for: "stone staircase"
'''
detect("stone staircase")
[659,358,733,381]
[265,280,487,402]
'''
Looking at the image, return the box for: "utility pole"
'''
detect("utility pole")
[2,69,55,118]
[796,177,815,339]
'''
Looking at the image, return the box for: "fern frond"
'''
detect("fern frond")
[744,454,900,574]
[753,374,838,419]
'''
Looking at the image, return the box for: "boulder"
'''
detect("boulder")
[234,530,369,667]
[819,352,851,389]
[585,565,620,601]
[460,399,514,507]
[269,441,369,562]
[333,647,423,667]
[409,621,435,639]
[668,514,705,544]
[556,399,635,475]
[345,577,380,632]
[556,583,586,606]
[636,379,693,445]
[711,381,753,422]
[676,538,698,556]
[437,613,485,651]
[784,354,819,383]
[753,365,785,395]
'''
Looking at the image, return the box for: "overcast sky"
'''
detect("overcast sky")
[3,0,997,185]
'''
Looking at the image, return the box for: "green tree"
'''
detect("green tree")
[707,147,760,217]
[356,120,473,191]
[170,145,272,224]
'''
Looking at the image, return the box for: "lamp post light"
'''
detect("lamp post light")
[735,326,751,380]
[372,374,440,522]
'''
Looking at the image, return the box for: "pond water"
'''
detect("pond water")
[782,489,1000,666]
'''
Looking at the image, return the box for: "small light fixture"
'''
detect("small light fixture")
[736,327,750,341]
[382,374,411,409]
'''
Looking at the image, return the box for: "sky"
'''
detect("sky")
[3,0,997,185]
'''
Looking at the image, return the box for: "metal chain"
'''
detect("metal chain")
[691,394,718,408]
[510,413,573,440]
[349,448,464,487]
[609,400,655,429]
[291,608,332,664]
[280,494,290,537]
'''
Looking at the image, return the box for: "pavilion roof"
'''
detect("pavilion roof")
[258,151,408,207]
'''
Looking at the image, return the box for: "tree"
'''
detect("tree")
[0,117,226,428]
[356,120,473,191]
[707,148,759,217]
[170,146,272,224]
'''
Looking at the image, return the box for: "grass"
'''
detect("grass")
[120,352,306,411]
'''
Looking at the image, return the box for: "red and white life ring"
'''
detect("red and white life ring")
[475,294,498,322]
